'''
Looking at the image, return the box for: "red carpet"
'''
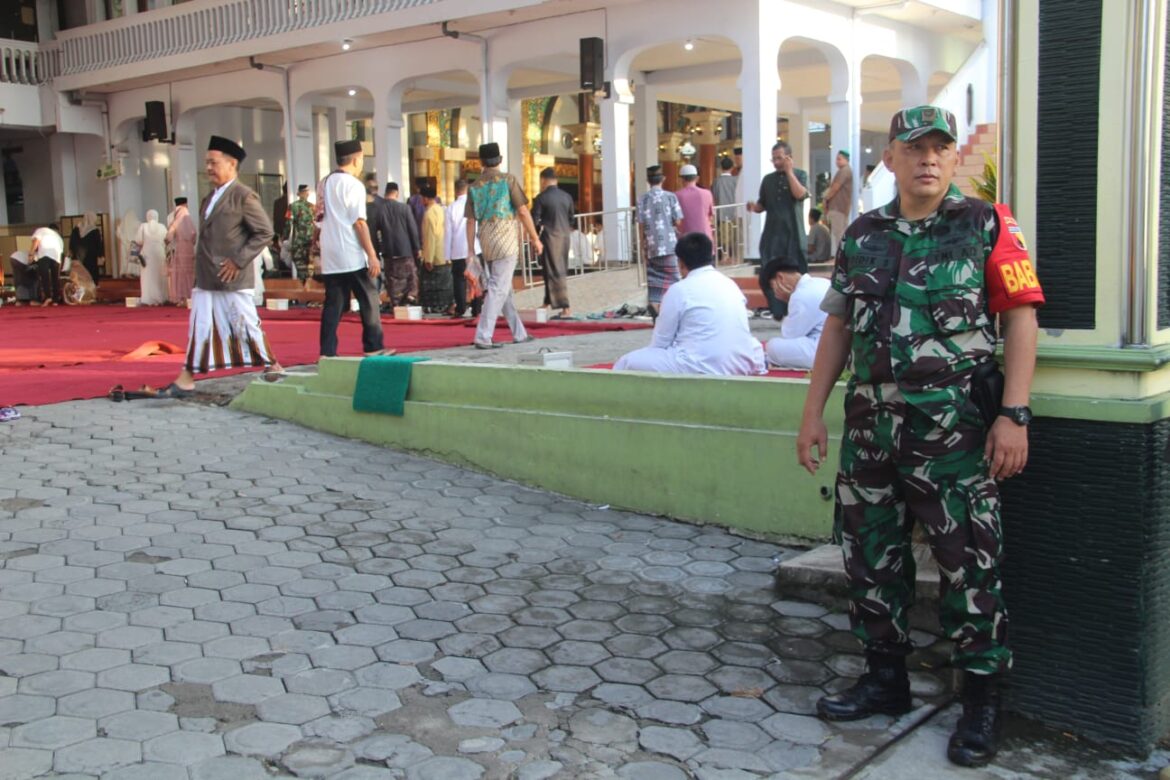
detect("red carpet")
[0,305,650,406]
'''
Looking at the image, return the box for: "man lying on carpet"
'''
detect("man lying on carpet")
[150,135,283,398]
[760,255,831,370]
[614,233,766,376]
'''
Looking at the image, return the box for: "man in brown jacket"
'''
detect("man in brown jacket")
[161,135,281,396]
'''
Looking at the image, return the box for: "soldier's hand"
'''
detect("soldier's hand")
[797,417,829,475]
[985,417,1028,480]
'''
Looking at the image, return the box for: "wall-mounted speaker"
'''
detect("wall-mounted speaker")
[143,101,167,142]
[580,37,604,92]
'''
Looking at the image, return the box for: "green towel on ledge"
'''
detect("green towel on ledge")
[352,355,430,416]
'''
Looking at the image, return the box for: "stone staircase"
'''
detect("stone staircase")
[954,122,997,198]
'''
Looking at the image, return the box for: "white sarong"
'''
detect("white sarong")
[184,288,276,374]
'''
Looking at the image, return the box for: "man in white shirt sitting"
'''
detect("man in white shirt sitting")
[615,233,766,376]
[761,256,831,369]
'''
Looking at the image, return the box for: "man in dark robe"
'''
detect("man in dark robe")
[530,167,576,317]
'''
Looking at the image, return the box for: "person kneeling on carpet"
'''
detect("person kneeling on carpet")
[761,256,831,370]
[614,233,766,376]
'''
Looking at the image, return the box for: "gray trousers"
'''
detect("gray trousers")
[474,255,528,345]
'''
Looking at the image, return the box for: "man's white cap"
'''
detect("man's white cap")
[679,164,699,177]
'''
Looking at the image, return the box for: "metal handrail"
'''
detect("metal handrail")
[522,206,643,289]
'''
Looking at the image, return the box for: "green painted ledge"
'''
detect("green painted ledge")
[232,359,844,540]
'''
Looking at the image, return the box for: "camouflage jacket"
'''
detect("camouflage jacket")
[832,184,1005,431]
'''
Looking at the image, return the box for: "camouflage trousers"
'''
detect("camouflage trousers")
[834,382,1011,675]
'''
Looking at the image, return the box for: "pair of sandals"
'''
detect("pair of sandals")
[108,383,194,402]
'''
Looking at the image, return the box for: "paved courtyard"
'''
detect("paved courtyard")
[0,398,1164,779]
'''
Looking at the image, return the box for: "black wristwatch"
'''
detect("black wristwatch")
[999,405,1033,426]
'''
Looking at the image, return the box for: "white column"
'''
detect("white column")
[738,32,781,261]
[328,105,348,146]
[170,114,199,205]
[379,118,407,187]
[49,133,80,216]
[790,108,811,178]
[600,94,632,262]
[829,99,850,171]
[633,83,659,200]
[374,90,408,188]
[506,101,523,178]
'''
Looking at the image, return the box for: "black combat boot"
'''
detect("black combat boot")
[947,672,1002,767]
[816,653,912,721]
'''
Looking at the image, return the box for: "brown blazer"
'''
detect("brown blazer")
[194,179,274,292]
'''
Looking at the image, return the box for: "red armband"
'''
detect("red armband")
[985,204,1045,314]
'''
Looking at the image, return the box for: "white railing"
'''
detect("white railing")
[520,207,644,289]
[55,0,439,76]
[0,40,56,84]
[713,202,747,267]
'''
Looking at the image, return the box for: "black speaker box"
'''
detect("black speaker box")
[580,37,604,92]
[143,101,167,141]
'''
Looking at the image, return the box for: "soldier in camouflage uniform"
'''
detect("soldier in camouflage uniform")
[283,184,314,279]
[796,106,1045,768]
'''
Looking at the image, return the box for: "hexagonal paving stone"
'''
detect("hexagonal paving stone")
[375,639,438,664]
[330,688,402,718]
[406,756,484,780]
[173,657,242,684]
[354,662,423,690]
[187,755,276,780]
[645,674,718,703]
[309,644,378,671]
[97,625,163,650]
[255,693,331,724]
[760,712,833,745]
[18,669,93,696]
[96,663,171,692]
[655,650,718,675]
[0,747,53,779]
[224,722,303,757]
[100,709,180,741]
[10,716,95,750]
[498,626,561,649]
[447,698,522,728]
[287,668,357,697]
[532,665,602,693]
[605,634,669,659]
[53,737,142,774]
[134,641,203,666]
[0,694,55,726]
[465,673,537,701]
[482,648,548,675]
[56,687,136,719]
[143,730,225,764]
[431,656,487,681]
[567,708,637,744]
[594,657,662,685]
[98,761,190,780]
[59,647,130,672]
[211,674,287,704]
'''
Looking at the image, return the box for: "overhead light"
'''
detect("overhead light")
[341,38,353,51]
[683,39,695,51]
[347,88,357,96]
[864,146,872,154]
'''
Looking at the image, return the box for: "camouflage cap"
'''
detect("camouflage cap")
[888,105,958,143]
